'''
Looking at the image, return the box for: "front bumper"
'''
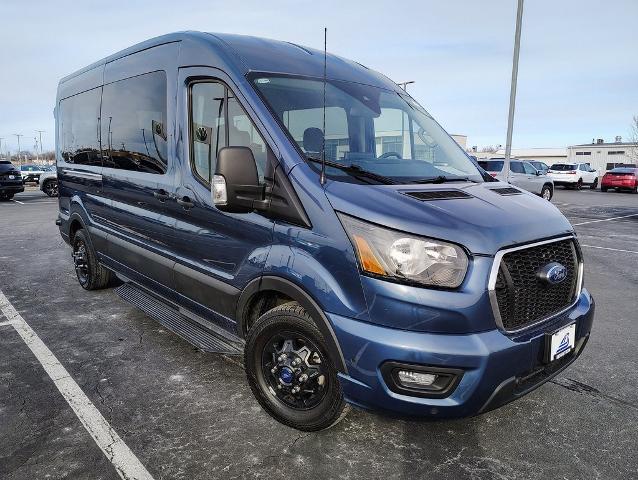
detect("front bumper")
[331,288,594,418]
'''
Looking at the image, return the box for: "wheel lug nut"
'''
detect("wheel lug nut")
[278,354,286,362]
[299,374,308,383]
[291,386,300,394]
[271,367,277,374]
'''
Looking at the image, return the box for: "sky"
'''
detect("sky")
[1,0,637,153]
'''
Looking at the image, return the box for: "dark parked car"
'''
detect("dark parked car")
[56,32,594,431]
[0,160,25,200]
[601,167,638,193]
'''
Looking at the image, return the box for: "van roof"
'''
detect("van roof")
[60,31,400,92]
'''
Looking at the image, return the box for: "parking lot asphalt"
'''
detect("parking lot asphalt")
[1,186,637,480]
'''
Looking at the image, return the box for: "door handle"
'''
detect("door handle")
[176,196,194,209]
[154,189,170,202]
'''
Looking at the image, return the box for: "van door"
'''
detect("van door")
[170,70,275,325]
[99,70,179,298]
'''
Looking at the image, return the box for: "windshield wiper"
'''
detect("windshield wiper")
[306,157,397,185]
[411,175,477,184]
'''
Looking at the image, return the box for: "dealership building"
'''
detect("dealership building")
[567,137,637,172]
[468,137,636,173]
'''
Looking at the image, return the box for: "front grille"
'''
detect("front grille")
[493,238,580,331]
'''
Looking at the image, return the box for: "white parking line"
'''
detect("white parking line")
[11,199,25,205]
[572,213,638,226]
[0,290,155,480]
[581,245,638,255]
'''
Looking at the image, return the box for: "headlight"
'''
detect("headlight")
[338,214,469,288]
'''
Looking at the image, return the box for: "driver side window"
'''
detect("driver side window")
[190,81,268,184]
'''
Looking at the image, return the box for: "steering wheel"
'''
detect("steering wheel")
[379,152,402,159]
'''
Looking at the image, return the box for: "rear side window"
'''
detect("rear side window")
[478,160,503,172]
[101,71,168,174]
[190,81,268,184]
[510,162,524,174]
[550,164,575,171]
[59,87,102,166]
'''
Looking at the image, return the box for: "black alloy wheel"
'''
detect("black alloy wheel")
[245,302,349,431]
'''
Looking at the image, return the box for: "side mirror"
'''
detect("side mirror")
[536,170,542,176]
[212,146,266,213]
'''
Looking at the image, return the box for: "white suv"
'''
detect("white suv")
[478,158,554,200]
[548,163,598,190]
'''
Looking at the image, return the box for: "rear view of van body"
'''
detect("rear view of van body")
[56,32,594,431]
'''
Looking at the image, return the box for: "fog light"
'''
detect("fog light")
[212,174,227,205]
[381,362,464,398]
[397,370,437,388]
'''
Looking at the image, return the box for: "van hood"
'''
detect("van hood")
[324,181,574,256]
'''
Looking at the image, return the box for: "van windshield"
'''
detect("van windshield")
[250,74,483,184]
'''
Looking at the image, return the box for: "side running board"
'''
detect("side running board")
[115,283,244,355]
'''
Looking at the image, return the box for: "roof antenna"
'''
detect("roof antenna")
[320,27,327,185]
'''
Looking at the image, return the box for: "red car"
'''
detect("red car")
[601,167,638,193]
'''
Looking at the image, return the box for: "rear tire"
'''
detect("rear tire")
[244,302,349,431]
[576,179,583,190]
[0,193,13,201]
[72,229,113,290]
[590,178,598,190]
[601,187,608,192]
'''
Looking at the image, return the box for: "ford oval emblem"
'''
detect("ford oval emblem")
[537,262,567,285]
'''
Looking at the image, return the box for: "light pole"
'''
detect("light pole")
[13,134,23,165]
[36,130,45,160]
[503,0,524,181]
[0,137,4,159]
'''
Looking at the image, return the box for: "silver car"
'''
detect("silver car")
[478,158,554,200]
[39,167,58,197]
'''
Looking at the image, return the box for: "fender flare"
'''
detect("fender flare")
[236,276,348,374]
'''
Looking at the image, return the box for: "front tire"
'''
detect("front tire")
[576,179,583,190]
[601,187,608,192]
[244,302,349,431]
[72,229,113,290]
[43,179,58,197]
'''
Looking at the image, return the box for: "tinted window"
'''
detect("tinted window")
[550,164,576,171]
[510,161,524,174]
[101,71,167,174]
[59,88,102,166]
[190,82,268,184]
[477,160,503,172]
[523,162,537,175]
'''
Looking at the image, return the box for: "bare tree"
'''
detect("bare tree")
[480,145,500,153]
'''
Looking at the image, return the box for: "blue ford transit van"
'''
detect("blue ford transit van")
[55,32,594,431]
